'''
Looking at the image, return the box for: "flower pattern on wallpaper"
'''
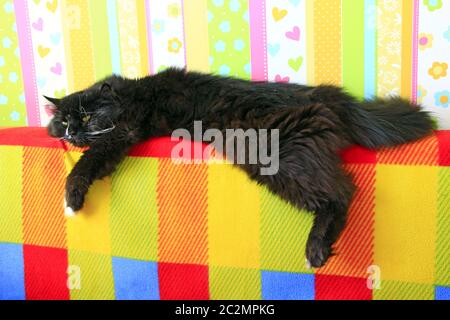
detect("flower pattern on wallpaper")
[377,0,402,97]
[434,90,449,108]
[266,0,307,85]
[418,0,450,128]
[117,0,142,78]
[418,33,433,50]
[148,0,185,73]
[428,62,448,80]
[208,0,251,79]
[0,1,26,126]
[424,0,443,12]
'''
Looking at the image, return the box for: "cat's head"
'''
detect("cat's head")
[47,77,123,147]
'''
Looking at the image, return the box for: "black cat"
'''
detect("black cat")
[46,67,433,268]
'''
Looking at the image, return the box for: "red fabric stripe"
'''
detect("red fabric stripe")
[340,145,376,164]
[23,245,70,300]
[315,274,372,300]
[158,262,209,300]
[436,130,450,166]
[7,128,447,164]
[129,137,210,159]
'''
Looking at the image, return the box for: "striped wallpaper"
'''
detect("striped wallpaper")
[0,0,449,128]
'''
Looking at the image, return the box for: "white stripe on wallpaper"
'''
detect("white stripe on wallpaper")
[28,0,69,126]
[265,0,307,85]
[147,0,186,73]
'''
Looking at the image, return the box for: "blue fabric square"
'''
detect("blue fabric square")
[112,257,159,300]
[262,271,314,300]
[0,243,25,300]
[435,286,450,300]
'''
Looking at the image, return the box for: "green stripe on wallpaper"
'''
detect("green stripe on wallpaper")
[0,2,27,126]
[89,0,113,81]
[342,0,365,99]
[207,0,251,79]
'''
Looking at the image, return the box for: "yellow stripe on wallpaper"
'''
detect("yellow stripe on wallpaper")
[117,0,143,78]
[61,0,95,92]
[377,0,403,97]
[313,0,342,86]
[306,0,315,86]
[401,0,414,100]
[183,0,210,73]
[137,0,150,77]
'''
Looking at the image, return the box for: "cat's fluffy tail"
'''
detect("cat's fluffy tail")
[344,97,434,149]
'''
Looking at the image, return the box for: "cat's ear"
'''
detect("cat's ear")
[43,95,61,106]
[99,82,120,102]
[100,83,114,96]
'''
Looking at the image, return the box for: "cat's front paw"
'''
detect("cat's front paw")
[64,176,88,216]
[305,236,333,269]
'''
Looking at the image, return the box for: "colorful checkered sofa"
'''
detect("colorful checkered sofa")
[0,127,448,300]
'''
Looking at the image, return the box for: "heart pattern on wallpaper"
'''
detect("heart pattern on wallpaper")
[38,45,50,58]
[268,43,280,57]
[37,77,47,89]
[46,0,58,13]
[50,33,61,45]
[285,26,300,41]
[288,56,303,72]
[275,75,290,83]
[272,7,287,22]
[54,88,66,98]
[50,62,62,75]
[32,18,43,31]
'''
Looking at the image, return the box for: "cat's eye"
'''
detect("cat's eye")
[62,121,68,127]
[82,115,91,123]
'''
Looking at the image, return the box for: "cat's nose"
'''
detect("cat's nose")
[68,128,77,136]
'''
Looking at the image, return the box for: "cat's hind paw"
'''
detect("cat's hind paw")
[305,236,333,268]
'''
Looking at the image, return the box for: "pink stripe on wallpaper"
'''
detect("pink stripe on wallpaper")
[14,0,40,126]
[249,0,267,81]
[412,0,420,104]
[145,0,155,75]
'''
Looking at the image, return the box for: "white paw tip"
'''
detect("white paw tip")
[64,199,76,217]
[64,206,76,217]
[305,259,312,270]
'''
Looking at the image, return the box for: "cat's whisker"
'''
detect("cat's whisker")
[86,125,116,136]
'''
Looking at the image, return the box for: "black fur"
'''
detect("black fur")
[47,68,434,268]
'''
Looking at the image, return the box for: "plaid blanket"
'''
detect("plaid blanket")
[0,127,448,300]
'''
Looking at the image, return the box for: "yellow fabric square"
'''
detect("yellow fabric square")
[68,249,115,300]
[0,146,23,244]
[375,165,437,284]
[208,163,260,268]
[65,152,111,254]
[209,266,261,300]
